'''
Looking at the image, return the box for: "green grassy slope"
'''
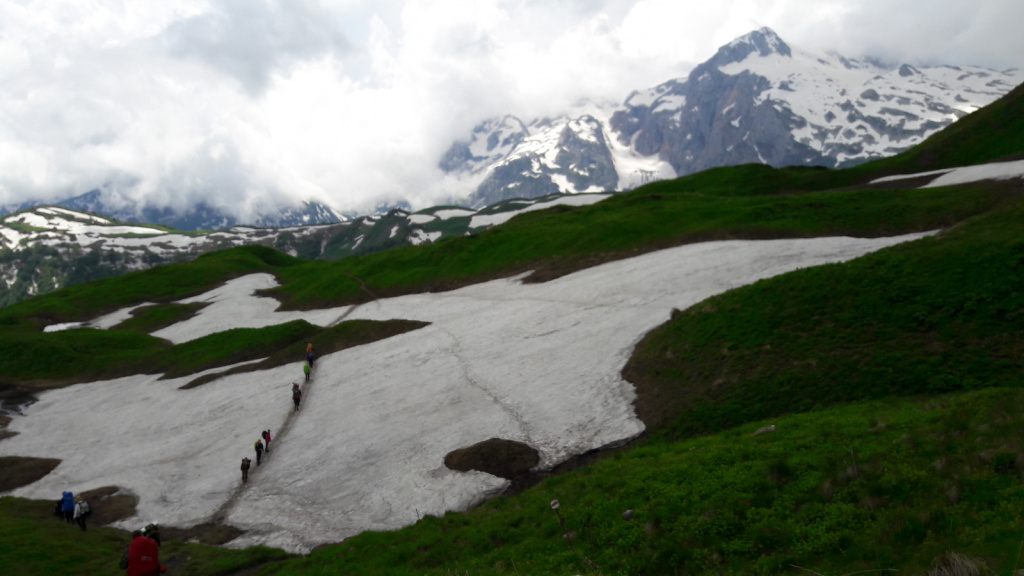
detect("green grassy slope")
[625,195,1024,441]
[2,75,1024,576]
[270,180,1016,308]
[0,245,303,331]
[257,388,1024,576]
[0,496,290,575]
[1,181,1013,387]
[7,388,1024,575]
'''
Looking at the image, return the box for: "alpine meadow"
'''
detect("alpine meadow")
[3,82,1024,576]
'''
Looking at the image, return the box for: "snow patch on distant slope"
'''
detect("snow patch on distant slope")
[868,160,1024,188]
[435,209,475,220]
[408,214,437,225]
[469,194,611,228]
[922,160,1024,188]
[409,229,443,245]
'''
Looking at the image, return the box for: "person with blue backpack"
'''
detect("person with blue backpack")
[61,491,74,524]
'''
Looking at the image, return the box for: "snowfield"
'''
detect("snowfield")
[869,159,1024,187]
[0,232,932,553]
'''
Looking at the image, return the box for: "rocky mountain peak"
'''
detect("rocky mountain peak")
[440,27,1021,207]
[711,26,792,67]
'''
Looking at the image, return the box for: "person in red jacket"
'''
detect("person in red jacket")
[124,529,165,575]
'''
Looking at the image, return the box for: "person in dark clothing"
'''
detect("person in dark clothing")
[143,522,161,547]
[255,439,264,465]
[241,457,251,483]
[292,384,302,412]
[61,491,75,524]
[262,429,271,452]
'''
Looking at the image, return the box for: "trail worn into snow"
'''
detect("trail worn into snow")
[211,273,379,525]
[207,363,315,525]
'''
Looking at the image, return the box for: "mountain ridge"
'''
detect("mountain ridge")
[444,27,1021,206]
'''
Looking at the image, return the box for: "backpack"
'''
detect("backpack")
[81,500,91,517]
[293,389,302,401]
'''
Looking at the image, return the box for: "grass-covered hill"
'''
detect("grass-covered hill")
[2,83,1024,574]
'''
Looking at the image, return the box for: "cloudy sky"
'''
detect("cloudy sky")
[1,0,1022,219]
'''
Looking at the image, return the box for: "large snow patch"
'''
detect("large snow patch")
[0,233,932,552]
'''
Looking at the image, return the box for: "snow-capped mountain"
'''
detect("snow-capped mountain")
[0,206,337,305]
[0,194,610,307]
[442,27,1022,207]
[46,189,347,231]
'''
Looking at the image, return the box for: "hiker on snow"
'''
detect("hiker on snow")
[241,457,251,483]
[255,438,265,466]
[61,491,75,524]
[303,363,310,382]
[73,498,91,531]
[306,343,315,368]
[263,429,272,451]
[292,383,302,412]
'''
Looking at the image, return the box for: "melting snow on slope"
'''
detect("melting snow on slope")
[408,229,443,246]
[434,209,476,220]
[37,207,112,224]
[468,194,611,228]
[922,159,1024,188]
[0,232,933,553]
[408,214,436,225]
[8,212,166,237]
[869,159,1024,187]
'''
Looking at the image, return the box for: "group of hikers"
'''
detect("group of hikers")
[241,429,273,483]
[54,490,91,531]
[240,344,315,485]
[54,343,321,574]
[56,490,165,574]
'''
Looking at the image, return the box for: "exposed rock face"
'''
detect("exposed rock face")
[441,27,1022,203]
[443,437,540,481]
[439,115,529,175]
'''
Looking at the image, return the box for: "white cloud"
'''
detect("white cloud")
[0,0,1021,218]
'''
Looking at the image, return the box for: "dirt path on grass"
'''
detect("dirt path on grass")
[324,272,382,328]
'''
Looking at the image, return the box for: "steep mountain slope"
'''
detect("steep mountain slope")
[443,27,1021,206]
